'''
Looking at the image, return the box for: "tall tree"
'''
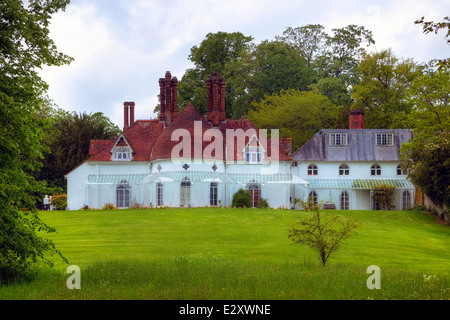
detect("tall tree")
[247,89,341,150]
[227,40,315,118]
[315,25,375,86]
[37,110,120,190]
[175,32,253,117]
[277,24,327,67]
[351,49,422,128]
[0,0,72,282]
[415,16,449,69]
[401,70,450,210]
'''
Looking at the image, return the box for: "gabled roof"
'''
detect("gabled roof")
[291,129,413,162]
[87,103,292,163]
[88,120,164,162]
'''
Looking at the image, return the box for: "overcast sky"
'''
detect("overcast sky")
[39,0,449,129]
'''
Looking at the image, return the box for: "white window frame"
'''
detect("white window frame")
[375,133,394,146]
[329,133,348,146]
[157,183,164,206]
[371,164,381,176]
[340,191,350,210]
[245,146,263,164]
[112,146,133,161]
[210,182,218,206]
[402,190,411,210]
[397,164,408,176]
[339,164,349,176]
[307,164,318,176]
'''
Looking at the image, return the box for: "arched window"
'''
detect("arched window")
[340,191,349,210]
[308,164,318,176]
[180,177,191,207]
[371,164,381,176]
[117,180,131,208]
[397,164,407,175]
[156,182,163,206]
[402,190,411,210]
[339,164,349,176]
[308,191,318,206]
[210,182,218,206]
[247,181,261,208]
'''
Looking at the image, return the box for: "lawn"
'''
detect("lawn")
[0,208,448,300]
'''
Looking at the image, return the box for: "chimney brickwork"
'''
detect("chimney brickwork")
[349,109,365,129]
[206,70,226,127]
[159,71,178,126]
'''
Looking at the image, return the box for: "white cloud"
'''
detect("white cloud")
[38,0,450,128]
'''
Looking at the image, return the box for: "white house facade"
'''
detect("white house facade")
[291,109,415,210]
[66,71,306,210]
[66,72,415,211]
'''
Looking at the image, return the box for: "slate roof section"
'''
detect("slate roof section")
[291,129,413,162]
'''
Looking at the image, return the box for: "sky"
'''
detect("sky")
[38,0,450,129]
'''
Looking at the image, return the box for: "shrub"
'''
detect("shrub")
[256,198,270,208]
[232,189,251,208]
[102,203,118,210]
[373,185,396,210]
[51,194,67,210]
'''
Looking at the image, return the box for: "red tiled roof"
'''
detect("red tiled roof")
[89,140,112,155]
[88,120,163,162]
[88,103,291,162]
[150,103,213,161]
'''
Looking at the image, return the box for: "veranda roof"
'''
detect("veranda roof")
[141,171,234,184]
[86,171,308,185]
[227,173,308,184]
[306,178,414,190]
[86,174,148,185]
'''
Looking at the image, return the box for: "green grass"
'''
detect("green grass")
[0,208,449,300]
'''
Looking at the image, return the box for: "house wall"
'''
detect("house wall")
[147,159,292,208]
[66,161,149,210]
[292,161,410,210]
[293,161,405,179]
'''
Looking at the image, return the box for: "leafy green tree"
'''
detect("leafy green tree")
[0,0,72,283]
[415,16,449,69]
[247,89,341,150]
[401,70,450,209]
[288,202,359,266]
[276,24,328,67]
[315,25,375,86]
[227,40,315,118]
[351,49,423,128]
[37,110,120,190]
[175,32,253,117]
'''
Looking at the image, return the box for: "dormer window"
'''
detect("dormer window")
[112,146,133,161]
[375,133,393,146]
[329,133,348,146]
[245,146,263,164]
[244,135,265,164]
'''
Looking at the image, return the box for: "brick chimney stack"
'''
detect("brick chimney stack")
[123,102,135,130]
[159,71,178,126]
[349,109,365,129]
[207,70,226,126]
[159,78,166,122]
[123,102,129,130]
[129,102,135,126]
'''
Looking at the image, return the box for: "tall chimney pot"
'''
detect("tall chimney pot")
[349,109,365,129]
